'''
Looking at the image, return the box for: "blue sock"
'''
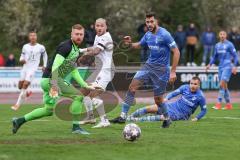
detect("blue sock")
[121,91,135,114]
[158,103,168,118]
[131,107,147,117]
[218,88,224,103]
[122,103,130,114]
[224,89,230,103]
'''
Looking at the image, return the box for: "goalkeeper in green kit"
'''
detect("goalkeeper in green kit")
[12,24,94,135]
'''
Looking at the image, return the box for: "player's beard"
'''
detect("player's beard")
[74,39,82,45]
[148,25,157,33]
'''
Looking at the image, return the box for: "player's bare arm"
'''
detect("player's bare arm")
[84,46,102,56]
[169,47,180,84]
[123,36,141,49]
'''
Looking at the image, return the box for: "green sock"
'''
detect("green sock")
[24,104,54,121]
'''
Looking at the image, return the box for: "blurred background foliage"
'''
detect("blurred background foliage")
[0,0,240,65]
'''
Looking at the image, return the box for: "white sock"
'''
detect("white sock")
[120,112,127,119]
[16,89,26,106]
[83,96,93,116]
[93,97,107,122]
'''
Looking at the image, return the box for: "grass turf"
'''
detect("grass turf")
[0,104,240,160]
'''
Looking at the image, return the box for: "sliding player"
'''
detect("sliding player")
[127,77,207,122]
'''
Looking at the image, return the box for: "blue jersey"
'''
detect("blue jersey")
[140,27,177,67]
[165,84,207,120]
[210,40,238,68]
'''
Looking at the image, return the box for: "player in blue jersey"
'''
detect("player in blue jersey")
[127,77,207,122]
[110,12,180,128]
[206,30,238,110]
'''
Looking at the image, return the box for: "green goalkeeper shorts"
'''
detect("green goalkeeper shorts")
[40,78,82,105]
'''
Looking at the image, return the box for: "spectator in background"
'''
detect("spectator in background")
[201,26,216,66]
[173,24,186,65]
[186,23,198,66]
[5,53,16,67]
[0,53,5,66]
[137,23,149,63]
[228,27,240,55]
[84,23,96,47]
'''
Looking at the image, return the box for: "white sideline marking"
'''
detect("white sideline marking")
[209,116,240,120]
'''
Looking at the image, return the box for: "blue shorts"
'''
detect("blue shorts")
[133,64,169,96]
[157,101,190,121]
[218,67,232,82]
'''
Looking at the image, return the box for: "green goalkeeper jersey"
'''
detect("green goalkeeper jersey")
[43,39,80,79]
[42,39,88,88]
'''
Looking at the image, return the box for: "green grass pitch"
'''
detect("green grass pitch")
[0,104,240,160]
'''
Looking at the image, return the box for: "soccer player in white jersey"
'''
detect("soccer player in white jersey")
[11,31,48,110]
[79,18,114,128]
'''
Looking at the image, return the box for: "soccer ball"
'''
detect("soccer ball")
[123,123,141,141]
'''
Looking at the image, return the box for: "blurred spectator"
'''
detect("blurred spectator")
[186,23,198,66]
[84,23,96,47]
[173,24,186,65]
[201,26,216,66]
[5,53,16,67]
[228,27,240,54]
[0,53,5,66]
[137,23,149,63]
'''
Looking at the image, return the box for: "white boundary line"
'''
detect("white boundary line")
[208,116,240,120]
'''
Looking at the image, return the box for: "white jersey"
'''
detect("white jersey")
[94,32,114,69]
[20,43,48,71]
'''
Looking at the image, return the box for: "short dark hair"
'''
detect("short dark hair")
[192,76,201,83]
[145,11,155,18]
[29,31,36,34]
[72,24,84,30]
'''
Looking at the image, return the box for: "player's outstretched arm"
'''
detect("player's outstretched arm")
[80,47,102,56]
[123,36,141,49]
[80,35,113,56]
[192,96,207,121]
[192,105,207,122]
[71,68,88,88]
[165,86,184,100]
[70,68,94,90]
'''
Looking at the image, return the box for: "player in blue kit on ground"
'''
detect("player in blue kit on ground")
[127,77,207,122]
[206,30,238,110]
[110,12,180,128]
